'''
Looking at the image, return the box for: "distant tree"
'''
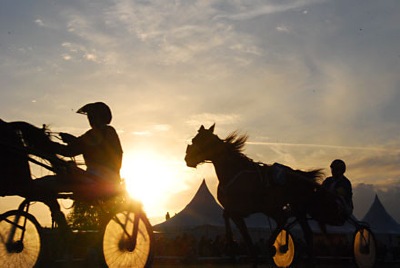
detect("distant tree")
[67,201,102,230]
[67,194,128,230]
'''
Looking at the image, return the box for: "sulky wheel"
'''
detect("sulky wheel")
[102,208,154,268]
[0,210,42,267]
[353,227,376,268]
[272,228,295,268]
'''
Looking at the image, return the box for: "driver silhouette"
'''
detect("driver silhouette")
[322,159,353,224]
[56,102,123,187]
[35,102,123,231]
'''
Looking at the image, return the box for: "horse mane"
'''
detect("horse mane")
[223,130,324,184]
[224,131,248,152]
[223,131,256,163]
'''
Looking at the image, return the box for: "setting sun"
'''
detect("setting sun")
[121,150,186,221]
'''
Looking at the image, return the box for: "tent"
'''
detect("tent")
[153,179,271,241]
[154,179,268,230]
[360,195,400,260]
[153,179,225,232]
[362,194,400,234]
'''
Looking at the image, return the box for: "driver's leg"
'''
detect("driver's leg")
[43,198,69,232]
[31,176,70,230]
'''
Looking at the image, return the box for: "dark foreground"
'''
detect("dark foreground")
[153,257,400,268]
[50,257,400,268]
[154,264,400,268]
[38,251,400,267]
[39,262,400,267]
[39,251,400,267]
[37,230,399,267]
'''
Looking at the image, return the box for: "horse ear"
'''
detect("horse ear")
[209,123,215,133]
[199,125,205,132]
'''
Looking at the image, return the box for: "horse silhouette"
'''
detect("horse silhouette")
[185,124,324,265]
[0,120,65,197]
[0,120,120,200]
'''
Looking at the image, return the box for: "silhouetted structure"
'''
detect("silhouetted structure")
[362,195,400,261]
[154,180,269,233]
[155,180,225,232]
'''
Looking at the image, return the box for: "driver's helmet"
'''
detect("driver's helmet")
[77,102,112,125]
[330,159,346,174]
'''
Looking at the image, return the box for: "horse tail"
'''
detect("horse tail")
[271,163,324,187]
[296,168,324,184]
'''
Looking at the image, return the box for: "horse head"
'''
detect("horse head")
[8,122,55,154]
[0,121,35,195]
[185,124,221,168]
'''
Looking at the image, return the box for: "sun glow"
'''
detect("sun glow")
[121,150,185,220]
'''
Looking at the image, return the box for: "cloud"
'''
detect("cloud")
[213,0,325,21]
[186,113,242,128]
[241,138,400,190]
[248,141,400,153]
[100,0,265,71]
[130,124,172,137]
[132,131,151,136]
[34,19,45,27]
[276,25,290,33]
[62,54,72,61]
[84,53,98,62]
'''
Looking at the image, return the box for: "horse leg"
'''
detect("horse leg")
[223,210,236,260]
[298,216,316,266]
[231,216,258,267]
[267,218,286,264]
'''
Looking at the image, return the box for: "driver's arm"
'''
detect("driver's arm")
[60,132,77,144]
[52,134,85,157]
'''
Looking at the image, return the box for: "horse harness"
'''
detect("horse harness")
[219,162,290,194]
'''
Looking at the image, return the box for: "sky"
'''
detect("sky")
[0,0,399,226]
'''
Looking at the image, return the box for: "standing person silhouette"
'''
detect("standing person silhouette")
[321,159,353,225]
[35,102,123,231]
